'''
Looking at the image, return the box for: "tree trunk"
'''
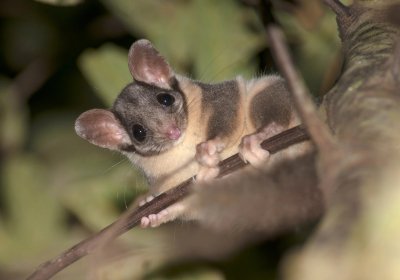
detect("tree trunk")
[284,1,400,279]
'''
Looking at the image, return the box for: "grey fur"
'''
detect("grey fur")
[250,79,293,130]
[197,80,240,140]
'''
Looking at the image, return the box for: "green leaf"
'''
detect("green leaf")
[100,0,264,81]
[0,154,65,264]
[148,267,224,280]
[61,164,147,231]
[0,77,28,152]
[78,44,132,106]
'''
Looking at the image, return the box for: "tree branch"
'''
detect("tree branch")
[284,2,400,279]
[11,57,55,102]
[26,125,309,280]
[268,24,348,200]
[323,0,351,19]
[265,25,337,156]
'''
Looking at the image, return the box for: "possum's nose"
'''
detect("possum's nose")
[166,126,181,140]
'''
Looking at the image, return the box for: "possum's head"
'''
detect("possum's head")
[75,39,188,156]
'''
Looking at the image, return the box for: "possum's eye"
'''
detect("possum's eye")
[132,124,146,142]
[157,93,175,107]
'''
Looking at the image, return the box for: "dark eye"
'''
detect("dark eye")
[132,124,146,142]
[157,93,175,107]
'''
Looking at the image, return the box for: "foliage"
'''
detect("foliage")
[0,0,340,278]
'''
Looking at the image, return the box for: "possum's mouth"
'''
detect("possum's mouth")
[173,131,185,146]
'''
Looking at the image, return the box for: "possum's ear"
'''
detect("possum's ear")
[128,39,175,89]
[75,109,131,151]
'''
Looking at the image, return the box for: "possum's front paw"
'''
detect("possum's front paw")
[239,122,285,168]
[139,196,186,228]
[239,134,270,167]
[140,209,170,228]
[195,138,225,181]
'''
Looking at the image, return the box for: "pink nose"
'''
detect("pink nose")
[167,127,181,140]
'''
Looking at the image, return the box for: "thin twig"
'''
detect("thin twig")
[322,0,351,19]
[265,25,337,156]
[322,0,352,38]
[257,1,344,201]
[11,57,55,102]
[26,125,309,280]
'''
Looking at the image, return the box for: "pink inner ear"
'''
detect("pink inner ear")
[75,109,131,150]
[128,39,174,89]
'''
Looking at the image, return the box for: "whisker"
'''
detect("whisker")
[102,158,128,174]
